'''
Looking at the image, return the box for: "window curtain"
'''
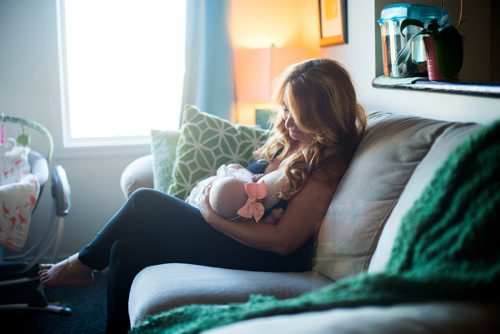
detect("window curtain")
[181,0,234,121]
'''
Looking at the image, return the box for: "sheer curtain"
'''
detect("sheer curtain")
[181,0,234,121]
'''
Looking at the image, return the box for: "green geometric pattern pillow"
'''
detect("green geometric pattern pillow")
[150,130,181,193]
[168,105,270,200]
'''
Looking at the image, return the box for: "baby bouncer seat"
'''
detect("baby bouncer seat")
[0,115,72,315]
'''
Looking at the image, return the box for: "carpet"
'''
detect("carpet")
[0,270,107,334]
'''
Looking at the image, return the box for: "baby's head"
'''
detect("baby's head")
[209,176,249,220]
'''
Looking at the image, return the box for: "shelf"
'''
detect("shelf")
[372,76,500,98]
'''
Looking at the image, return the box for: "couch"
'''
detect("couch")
[121,111,500,333]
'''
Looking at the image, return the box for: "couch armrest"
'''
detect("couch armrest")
[120,154,154,198]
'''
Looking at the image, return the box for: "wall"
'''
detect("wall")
[1,0,499,258]
[229,0,318,49]
[229,0,320,124]
[229,0,500,125]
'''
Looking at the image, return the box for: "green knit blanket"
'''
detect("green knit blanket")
[131,120,500,334]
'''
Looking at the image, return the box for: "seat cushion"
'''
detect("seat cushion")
[205,302,500,334]
[128,263,332,327]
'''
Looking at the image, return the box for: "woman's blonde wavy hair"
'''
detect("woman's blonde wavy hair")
[255,58,367,199]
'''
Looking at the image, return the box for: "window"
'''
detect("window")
[57,0,186,147]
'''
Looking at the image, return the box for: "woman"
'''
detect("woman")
[38,58,366,333]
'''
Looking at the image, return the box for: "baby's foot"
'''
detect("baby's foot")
[38,253,94,287]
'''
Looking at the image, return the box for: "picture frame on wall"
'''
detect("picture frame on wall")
[319,0,348,46]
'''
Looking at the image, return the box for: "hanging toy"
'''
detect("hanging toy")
[16,125,31,147]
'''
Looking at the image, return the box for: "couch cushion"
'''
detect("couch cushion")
[168,105,270,200]
[128,263,332,327]
[368,121,481,273]
[150,130,180,193]
[313,112,465,281]
[206,302,500,334]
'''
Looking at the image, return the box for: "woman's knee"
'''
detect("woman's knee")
[128,187,160,203]
[127,188,170,214]
[130,187,198,216]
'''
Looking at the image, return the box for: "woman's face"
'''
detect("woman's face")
[282,87,313,146]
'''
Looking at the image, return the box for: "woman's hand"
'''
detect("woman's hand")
[258,208,284,225]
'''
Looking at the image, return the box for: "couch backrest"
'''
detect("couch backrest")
[368,119,481,273]
[312,112,480,282]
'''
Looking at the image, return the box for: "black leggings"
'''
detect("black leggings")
[78,188,314,333]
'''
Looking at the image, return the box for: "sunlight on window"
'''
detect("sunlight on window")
[60,0,185,143]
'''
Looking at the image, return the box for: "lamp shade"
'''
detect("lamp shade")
[234,47,308,103]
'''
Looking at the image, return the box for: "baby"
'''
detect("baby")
[186,164,288,224]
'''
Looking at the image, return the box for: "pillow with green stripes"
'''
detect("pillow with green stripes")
[168,105,270,200]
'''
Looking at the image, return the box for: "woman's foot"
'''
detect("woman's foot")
[38,253,94,287]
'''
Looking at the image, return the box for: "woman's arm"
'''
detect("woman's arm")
[198,170,338,256]
[258,208,284,225]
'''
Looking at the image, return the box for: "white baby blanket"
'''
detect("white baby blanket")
[0,139,39,251]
